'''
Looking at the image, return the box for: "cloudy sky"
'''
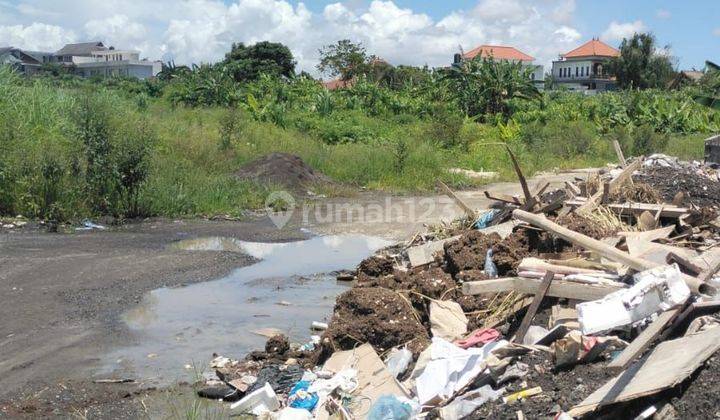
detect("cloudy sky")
[1,0,718,75]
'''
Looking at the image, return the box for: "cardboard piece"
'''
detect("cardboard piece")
[430,300,468,341]
[408,236,459,267]
[316,343,408,419]
[569,326,720,417]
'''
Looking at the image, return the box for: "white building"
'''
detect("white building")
[54,42,161,79]
[455,44,544,88]
[551,39,620,92]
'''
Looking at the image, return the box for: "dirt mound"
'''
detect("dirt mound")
[319,287,429,361]
[356,255,394,283]
[444,231,502,275]
[635,166,720,208]
[235,153,332,192]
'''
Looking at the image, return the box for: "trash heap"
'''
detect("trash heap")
[199,150,720,419]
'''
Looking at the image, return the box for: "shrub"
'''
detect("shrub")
[631,125,669,156]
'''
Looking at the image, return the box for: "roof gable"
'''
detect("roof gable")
[56,42,107,56]
[563,39,619,59]
[463,45,534,62]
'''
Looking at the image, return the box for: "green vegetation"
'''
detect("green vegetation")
[1,34,719,223]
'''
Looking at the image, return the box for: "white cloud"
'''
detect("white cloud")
[601,20,646,42]
[0,22,76,51]
[1,0,587,73]
[656,9,671,19]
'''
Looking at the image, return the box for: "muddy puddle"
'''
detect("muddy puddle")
[103,234,391,384]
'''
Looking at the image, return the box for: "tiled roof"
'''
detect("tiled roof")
[463,45,534,62]
[563,39,619,59]
[322,78,354,90]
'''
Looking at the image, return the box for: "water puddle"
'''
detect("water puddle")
[104,234,391,384]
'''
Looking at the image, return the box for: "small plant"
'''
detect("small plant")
[393,138,409,174]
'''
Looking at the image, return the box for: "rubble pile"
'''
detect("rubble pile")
[198,150,720,419]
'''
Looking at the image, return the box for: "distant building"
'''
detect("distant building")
[0,41,161,79]
[454,44,544,88]
[55,41,161,79]
[0,47,42,75]
[669,70,704,89]
[551,38,620,92]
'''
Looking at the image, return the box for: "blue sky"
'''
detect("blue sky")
[1,0,718,73]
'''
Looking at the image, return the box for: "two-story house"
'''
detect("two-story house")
[551,38,619,92]
[454,44,545,88]
[0,47,42,75]
[53,41,161,79]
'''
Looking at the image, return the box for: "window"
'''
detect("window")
[575,67,579,77]
[581,67,584,77]
[587,66,590,76]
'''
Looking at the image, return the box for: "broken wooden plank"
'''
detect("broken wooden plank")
[569,326,720,417]
[462,277,624,301]
[514,271,554,343]
[607,308,680,370]
[613,140,627,167]
[437,180,476,220]
[512,209,710,295]
[666,252,703,275]
[565,201,689,219]
[565,181,581,196]
[484,191,523,205]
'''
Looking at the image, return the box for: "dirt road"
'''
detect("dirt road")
[0,170,586,418]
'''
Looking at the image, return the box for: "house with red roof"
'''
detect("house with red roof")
[454,44,544,88]
[551,38,620,92]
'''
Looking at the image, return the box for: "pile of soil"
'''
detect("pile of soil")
[444,231,501,275]
[319,287,430,361]
[635,166,720,208]
[235,153,332,193]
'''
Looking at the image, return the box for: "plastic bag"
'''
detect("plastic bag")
[484,249,498,278]
[288,380,319,411]
[385,347,412,378]
[368,395,413,420]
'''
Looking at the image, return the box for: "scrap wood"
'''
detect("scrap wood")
[504,144,534,210]
[659,300,720,340]
[463,277,624,301]
[437,180,476,220]
[482,295,534,329]
[625,238,699,266]
[513,271,554,343]
[697,251,720,283]
[568,326,720,417]
[606,308,681,370]
[565,201,689,219]
[666,252,703,275]
[613,140,627,167]
[565,181,581,196]
[484,191,523,205]
[512,209,712,296]
[575,156,643,215]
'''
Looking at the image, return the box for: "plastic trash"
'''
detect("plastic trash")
[229,382,280,414]
[474,210,498,229]
[299,335,321,351]
[484,249,498,278]
[75,219,107,231]
[368,395,413,420]
[288,380,319,411]
[311,321,328,330]
[437,385,504,419]
[307,368,358,397]
[274,407,313,420]
[385,347,412,378]
[454,328,500,349]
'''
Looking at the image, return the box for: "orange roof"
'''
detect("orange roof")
[563,39,619,59]
[463,45,534,62]
[321,78,354,90]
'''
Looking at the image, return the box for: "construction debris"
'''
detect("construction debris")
[196,151,720,418]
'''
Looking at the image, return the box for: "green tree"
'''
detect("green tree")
[317,40,373,81]
[608,33,675,90]
[444,57,540,118]
[223,41,295,82]
[694,61,720,110]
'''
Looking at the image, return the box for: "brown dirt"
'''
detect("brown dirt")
[318,287,430,362]
[557,213,618,240]
[235,152,332,193]
[634,166,720,208]
[444,231,502,275]
[356,255,395,283]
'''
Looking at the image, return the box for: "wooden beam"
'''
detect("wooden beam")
[512,209,711,295]
[437,180,476,220]
[462,277,624,301]
[607,308,680,370]
[613,140,627,167]
[564,201,689,219]
[666,252,703,275]
[565,181,581,196]
[513,271,554,343]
